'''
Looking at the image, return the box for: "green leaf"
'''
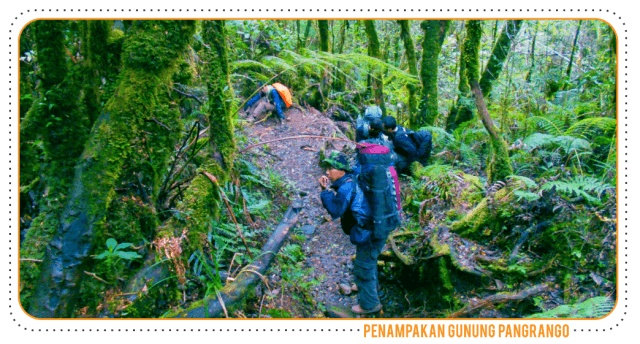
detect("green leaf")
[106,238,118,251]
[94,252,111,260]
[115,251,142,260]
[114,242,133,251]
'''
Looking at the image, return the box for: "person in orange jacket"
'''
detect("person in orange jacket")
[244,83,292,120]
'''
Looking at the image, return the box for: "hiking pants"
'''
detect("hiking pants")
[353,237,387,310]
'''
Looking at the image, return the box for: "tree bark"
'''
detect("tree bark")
[27,20,196,318]
[525,21,539,83]
[469,79,514,183]
[364,20,386,116]
[479,20,523,99]
[397,20,418,127]
[419,20,450,128]
[566,20,582,77]
[170,201,302,318]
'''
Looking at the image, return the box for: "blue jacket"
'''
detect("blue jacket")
[320,174,370,235]
[245,88,285,119]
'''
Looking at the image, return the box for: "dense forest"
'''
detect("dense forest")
[19,19,617,319]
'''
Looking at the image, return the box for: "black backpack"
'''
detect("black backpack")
[409,130,433,163]
[355,142,401,239]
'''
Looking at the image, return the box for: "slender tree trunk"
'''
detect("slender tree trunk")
[333,20,348,92]
[419,20,450,128]
[566,20,582,77]
[479,20,523,99]
[364,20,386,116]
[525,21,539,83]
[27,20,196,318]
[398,20,418,127]
[463,21,513,183]
[303,20,312,47]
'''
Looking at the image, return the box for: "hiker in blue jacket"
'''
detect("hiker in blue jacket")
[244,84,286,120]
[318,152,386,314]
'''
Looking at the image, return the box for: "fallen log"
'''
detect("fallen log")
[447,283,550,318]
[170,200,302,318]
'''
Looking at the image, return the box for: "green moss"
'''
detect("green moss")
[419,20,449,127]
[462,20,482,85]
[202,20,236,176]
[438,257,454,291]
[450,187,514,239]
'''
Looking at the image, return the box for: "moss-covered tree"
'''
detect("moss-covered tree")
[364,20,386,116]
[445,21,480,132]
[462,20,513,183]
[19,20,90,308]
[479,20,523,98]
[419,20,450,128]
[27,20,196,318]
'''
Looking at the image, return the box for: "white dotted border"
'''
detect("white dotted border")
[4,5,629,338]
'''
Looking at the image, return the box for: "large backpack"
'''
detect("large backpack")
[355,142,401,239]
[355,106,383,141]
[272,83,293,108]
[409,130,433,163]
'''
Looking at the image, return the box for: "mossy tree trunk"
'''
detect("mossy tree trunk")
[20,21,92,307]
[479,20,523,99]
[203,20,236,177]
[317,20,332,106]
[80,20,111,127]
[419,20,450,128]
[162,20,239,252]
[397,20,418,128]
[462,21,514,183]
[445,21,481,132]
[27,20,196,318]
[333,20,348,92]
[364,20,386,116]
[318,20,330,52]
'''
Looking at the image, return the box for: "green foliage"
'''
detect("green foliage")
[541,175,613,204]
[94,238,142,281]
[527,296,614,318]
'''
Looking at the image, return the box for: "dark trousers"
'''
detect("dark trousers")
[353,237,387,310]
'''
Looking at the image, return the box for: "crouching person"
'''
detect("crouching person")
[318,152,384,314]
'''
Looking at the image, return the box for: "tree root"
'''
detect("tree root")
[388,231,420,266]
[447,283,550,318]
[169,200,302,318]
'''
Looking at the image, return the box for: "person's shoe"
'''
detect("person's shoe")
[351,304,382,315]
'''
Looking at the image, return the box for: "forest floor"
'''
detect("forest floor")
[239,104,408,318]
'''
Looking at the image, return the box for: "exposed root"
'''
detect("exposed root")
[447,283,550,318]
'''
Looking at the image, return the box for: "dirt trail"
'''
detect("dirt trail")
[241,106,361,315]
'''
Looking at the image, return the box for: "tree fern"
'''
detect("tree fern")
[527,296,614,319]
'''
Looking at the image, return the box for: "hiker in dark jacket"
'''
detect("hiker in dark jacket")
[355,106,383,142]
[382,116,413,173]
[318,152,386,314]
[244,84,288,120]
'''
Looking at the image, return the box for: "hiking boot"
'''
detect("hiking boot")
[351,304,382,315]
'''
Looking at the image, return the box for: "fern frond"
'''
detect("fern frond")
[565,117,616,138]
[527,296,614,319]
